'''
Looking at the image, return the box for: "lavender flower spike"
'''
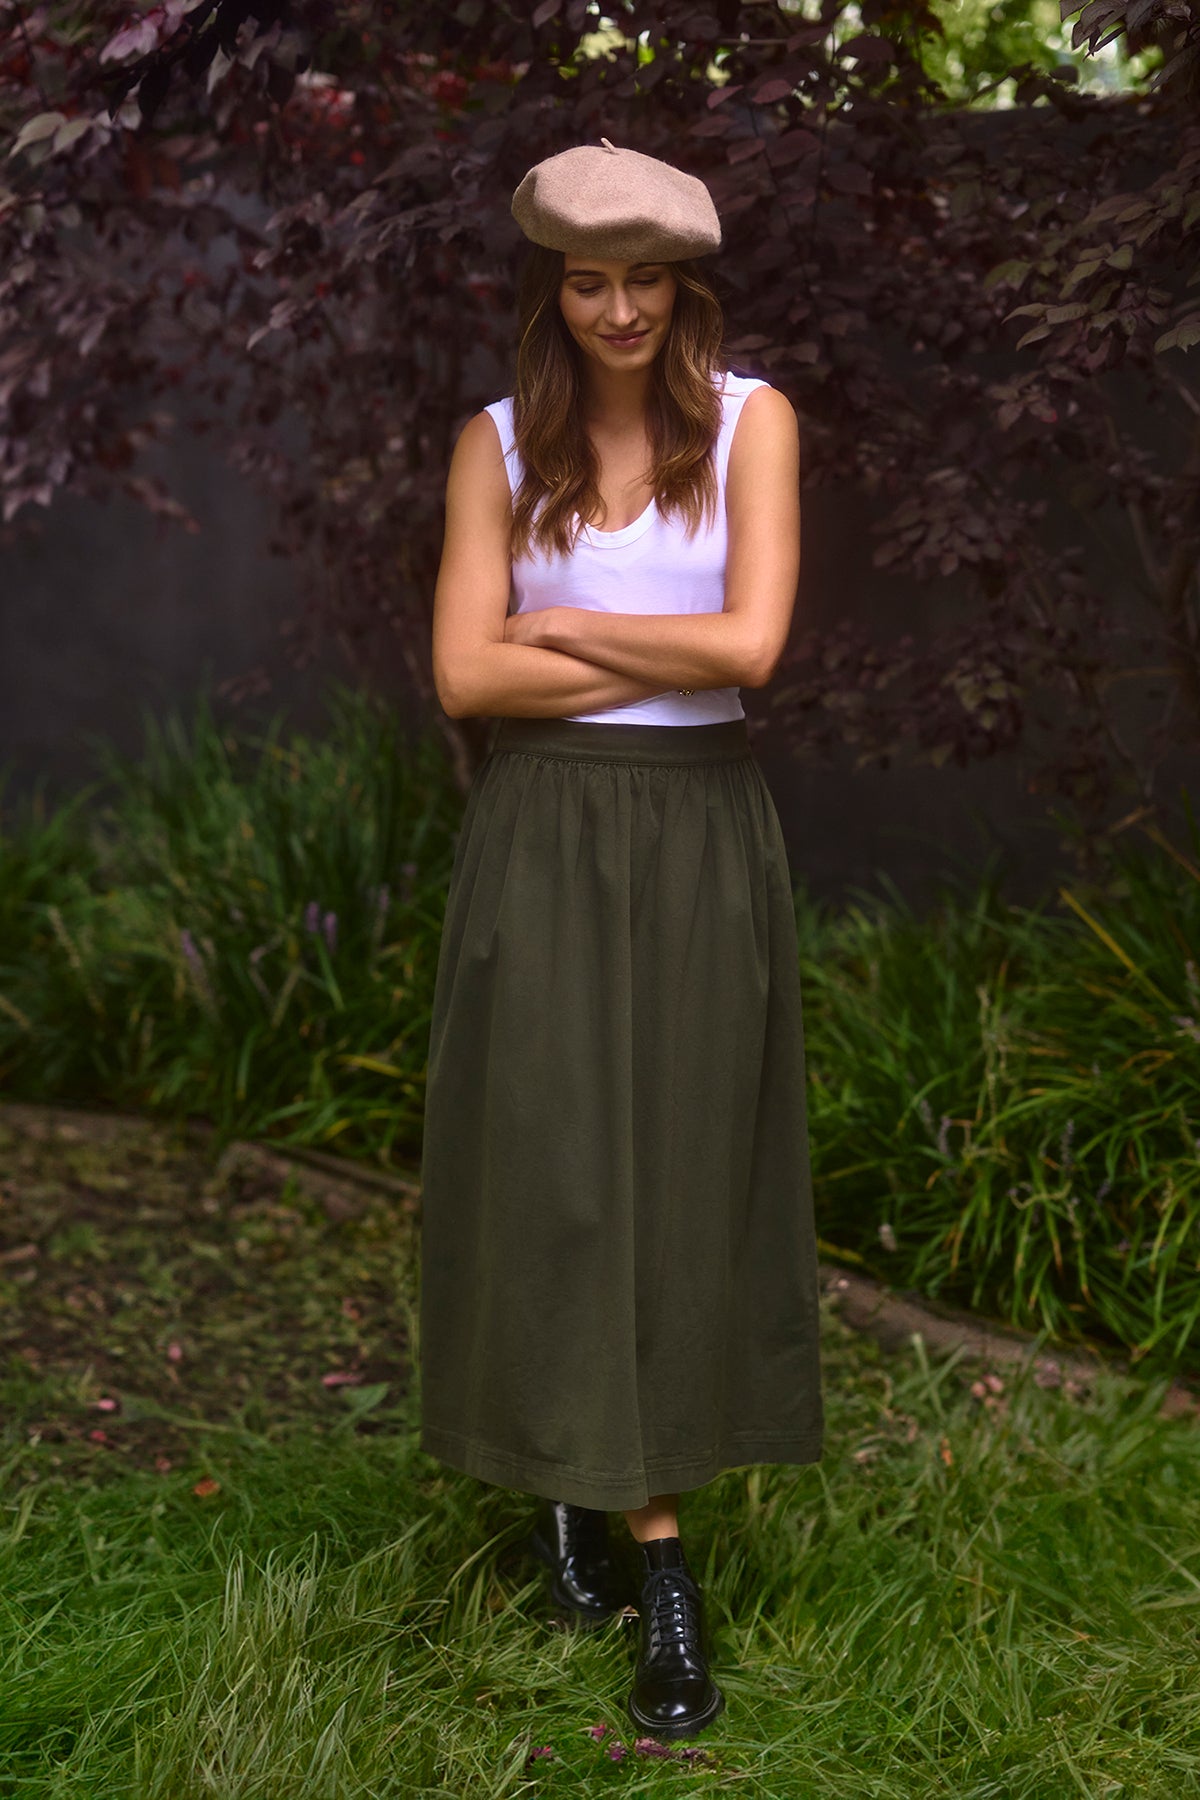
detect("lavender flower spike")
[179,928,217,1010]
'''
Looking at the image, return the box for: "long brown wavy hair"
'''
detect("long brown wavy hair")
[509,242,730,562]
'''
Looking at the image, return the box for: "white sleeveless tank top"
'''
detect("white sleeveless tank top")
[483,369,769,726]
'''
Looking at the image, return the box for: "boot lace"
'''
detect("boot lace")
[643,1565,702,1654]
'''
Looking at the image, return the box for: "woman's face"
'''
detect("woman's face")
[558,256,678,371]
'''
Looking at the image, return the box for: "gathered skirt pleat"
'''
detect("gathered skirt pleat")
[417,715,824,1511]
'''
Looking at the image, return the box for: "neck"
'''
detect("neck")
[578,359,653,434]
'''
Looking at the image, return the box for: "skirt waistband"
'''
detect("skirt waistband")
[489,716,753,767]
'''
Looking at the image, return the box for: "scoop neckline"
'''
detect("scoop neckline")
[578,496,658,548]
[569,371,741,546]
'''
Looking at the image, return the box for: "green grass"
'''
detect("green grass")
[2,1315,1197,1796]
[1,679,1198,1375]
[2,1100,1196,1796]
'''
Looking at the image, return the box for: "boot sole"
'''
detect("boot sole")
[627,1682,726,1740]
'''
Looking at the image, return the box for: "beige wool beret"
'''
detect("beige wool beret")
[511,138,722,263]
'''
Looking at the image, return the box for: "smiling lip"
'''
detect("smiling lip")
[600,330,648,346]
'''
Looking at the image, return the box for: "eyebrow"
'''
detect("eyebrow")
[563,262,661,278]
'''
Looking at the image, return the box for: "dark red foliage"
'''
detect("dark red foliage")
[0,0,1197,845]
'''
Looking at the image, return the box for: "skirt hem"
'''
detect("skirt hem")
[418,1422,825,1512]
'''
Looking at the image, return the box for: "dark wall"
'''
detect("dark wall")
[0,407,334,800]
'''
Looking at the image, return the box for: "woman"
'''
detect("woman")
[419,139,824,1742]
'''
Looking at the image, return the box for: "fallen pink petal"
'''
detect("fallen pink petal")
[321,1371,362,1388]
[634,1736,673,1757]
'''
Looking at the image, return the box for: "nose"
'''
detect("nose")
[603,291,640,331]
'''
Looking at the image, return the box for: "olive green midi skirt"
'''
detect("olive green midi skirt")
[418,715,824,1511]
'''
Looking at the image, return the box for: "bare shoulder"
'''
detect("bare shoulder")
[445,408,512,524]
[449,407,509,480]
[736,383,798,438]
[728,384,800,492]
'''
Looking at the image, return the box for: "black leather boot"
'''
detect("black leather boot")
[627,1536,724,1739]
[523,1500,632,1627]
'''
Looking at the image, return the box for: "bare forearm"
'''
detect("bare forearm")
[442,642,669,720]
[539,606,765,690]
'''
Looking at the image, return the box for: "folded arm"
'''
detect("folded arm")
[510,605,759,691]
[506,386,802,692]
[447,641,670,718]
[431,411,670,719]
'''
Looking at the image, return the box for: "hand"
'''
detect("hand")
[504,607,548,648]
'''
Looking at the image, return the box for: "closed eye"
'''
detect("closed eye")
[573,279,660,296]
